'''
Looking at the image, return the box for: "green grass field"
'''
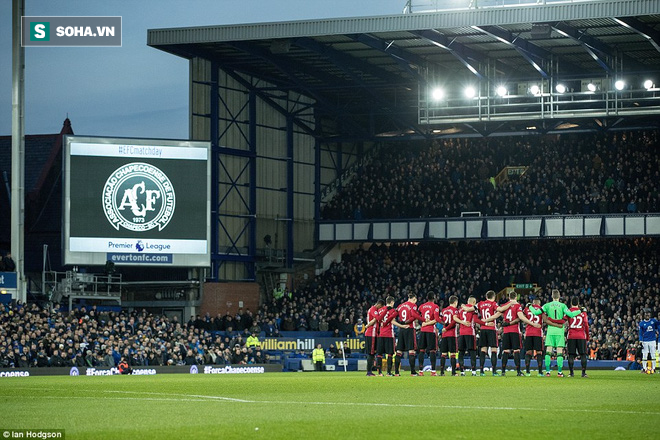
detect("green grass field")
[1,371,658,439]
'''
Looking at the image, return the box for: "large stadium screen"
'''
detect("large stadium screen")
[63,136,211,267]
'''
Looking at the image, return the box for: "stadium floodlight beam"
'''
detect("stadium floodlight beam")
[644,79,653,90]
[587,82,597,92]
[431,87,445,101]
[555,83,566,94]
[464,86,476,99]
[614,80,625,91]
[496,85,508,97]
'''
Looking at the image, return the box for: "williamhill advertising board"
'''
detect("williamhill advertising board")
[63,136,210,267]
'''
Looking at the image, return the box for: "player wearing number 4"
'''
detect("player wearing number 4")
[487,291,541,376]
[529,289,582,377]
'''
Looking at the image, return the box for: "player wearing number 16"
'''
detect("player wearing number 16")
[529,289,582,377]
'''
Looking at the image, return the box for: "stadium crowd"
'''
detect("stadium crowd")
[322,131,660,220]
[0,238,657,368]
[0,303,269,368]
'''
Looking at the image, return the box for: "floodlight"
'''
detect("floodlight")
[464,86,476,98]
[555,84,566,94]
[644,79,653,90]
[587,83,597,92]
[496,86,507,97]
[614,80,625,91]
[529,84,540,96]
[431,88,444,101]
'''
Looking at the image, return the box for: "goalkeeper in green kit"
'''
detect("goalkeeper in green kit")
[529,289,583,377]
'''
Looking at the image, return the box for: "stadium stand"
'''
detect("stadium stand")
[260,239,658,362]
[2,238,654,368]
[322,131,660,220]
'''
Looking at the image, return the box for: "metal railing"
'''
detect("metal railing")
[419,85,660,125]
[404,0,602,13]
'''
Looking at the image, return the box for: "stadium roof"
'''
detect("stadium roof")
[148,0,660,138]
[0,118,72,248]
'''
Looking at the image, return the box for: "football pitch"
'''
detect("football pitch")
[2,371,658,439]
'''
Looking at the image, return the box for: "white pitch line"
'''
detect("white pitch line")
[13,395,210,403]
[102,390,660,416]
[106,390,254,403]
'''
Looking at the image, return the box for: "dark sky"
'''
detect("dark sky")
[1,0,408,140]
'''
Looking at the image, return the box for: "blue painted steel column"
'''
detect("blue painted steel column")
[286,116,294,268]
[336,143,343,193]
[210,61,220,280]
[248,90,257,280]
[314,137,321,243]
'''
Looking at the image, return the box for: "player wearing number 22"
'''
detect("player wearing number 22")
[566,297,590,377]
[395,293,424,376]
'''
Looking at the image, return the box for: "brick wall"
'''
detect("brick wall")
[200,282,260,317]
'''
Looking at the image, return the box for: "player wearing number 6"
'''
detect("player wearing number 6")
[529,289,582,377]
[417,293,440,376]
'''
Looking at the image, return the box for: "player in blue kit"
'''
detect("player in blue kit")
[638,310,659,373]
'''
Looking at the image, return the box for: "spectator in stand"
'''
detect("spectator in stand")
[354,318,365,338]
[0,238,657,368]
[323,131,659,220]
[246,332,260,348]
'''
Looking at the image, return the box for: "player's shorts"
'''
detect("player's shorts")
[376,336,395,356]
[479,328,498,348]
[567,339,587,356]
[641,341,656,357]
[501,332,522,351]
[440,336,457,354]
[458,335,477,351]
[524,336,543,352]
[396,327,417,352]
[545,333,565,348]
[418,331,438,351]
[364,336,377,355]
